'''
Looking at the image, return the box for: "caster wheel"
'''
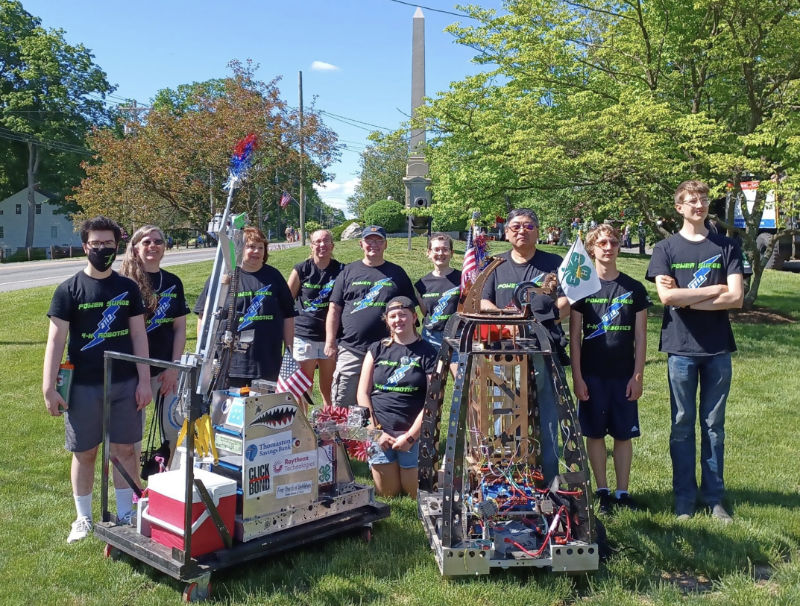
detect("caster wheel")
[103,544,121,560]
[361,526,372,543]
[183,581,211,602]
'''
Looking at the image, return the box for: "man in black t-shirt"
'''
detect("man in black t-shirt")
[43,216,153,544]
[571,225,652,513]
[325,225,417,407]
[480,208,567,482]
[415,232,461,349]
[646,180,743,522]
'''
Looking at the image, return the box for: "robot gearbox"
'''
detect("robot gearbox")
[417,259,601,576]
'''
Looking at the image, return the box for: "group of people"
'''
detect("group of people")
[44,177,743,546]
[284,225,298,243]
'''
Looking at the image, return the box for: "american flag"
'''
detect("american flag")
[279,191,291,209]
[276,349,312,403]
[460,224,488,293]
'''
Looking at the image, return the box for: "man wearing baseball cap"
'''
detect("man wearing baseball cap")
[325,225,417,407]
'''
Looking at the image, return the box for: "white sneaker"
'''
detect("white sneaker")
[67,516,93,544]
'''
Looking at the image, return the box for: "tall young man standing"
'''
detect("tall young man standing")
[415,232,461,349]
[646,180,744,522]
[43,216,152,543]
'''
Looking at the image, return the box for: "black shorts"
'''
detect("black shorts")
[578,375,641,440]
[65,377,141,452]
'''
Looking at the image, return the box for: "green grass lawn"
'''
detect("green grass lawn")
[1,236,799,605]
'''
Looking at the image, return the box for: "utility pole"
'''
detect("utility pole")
[299,71,306,246]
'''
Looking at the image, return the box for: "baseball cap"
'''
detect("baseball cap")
[385,296,415,312]
[361,225,387,240]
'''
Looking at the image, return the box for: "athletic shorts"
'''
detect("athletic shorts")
[578,375,641,441]
[65,377,142,452]
[368,441,420,469]
[293,336,329,361]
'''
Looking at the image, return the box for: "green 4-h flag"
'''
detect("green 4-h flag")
[557,237,601,304]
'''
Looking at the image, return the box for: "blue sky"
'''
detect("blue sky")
[22,0,501,217]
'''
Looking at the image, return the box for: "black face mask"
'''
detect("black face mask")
[87,247,117,272]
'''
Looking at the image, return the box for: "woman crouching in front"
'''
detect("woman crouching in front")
[357,296,437,498]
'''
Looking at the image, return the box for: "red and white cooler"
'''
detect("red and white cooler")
[143,468,237,557]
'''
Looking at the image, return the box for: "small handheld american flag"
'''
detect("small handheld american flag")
[276,349,312,404]
[460,219,489,293]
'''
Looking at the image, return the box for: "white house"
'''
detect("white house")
[0,188,81,255]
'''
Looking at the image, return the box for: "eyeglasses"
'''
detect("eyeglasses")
[682,197,710,207]
[87,240,116,248]
[140,238,164,246]
[507,223,538,232]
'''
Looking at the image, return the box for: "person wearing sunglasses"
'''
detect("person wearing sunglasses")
[646,180,744,523]
[43,216,152,543]
[479,208,569,483]
[120,225,190,455]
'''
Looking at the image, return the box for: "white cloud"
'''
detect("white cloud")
[311,60,340,72]
[315,178,358,218]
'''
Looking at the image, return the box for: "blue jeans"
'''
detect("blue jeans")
[667,353,732,513]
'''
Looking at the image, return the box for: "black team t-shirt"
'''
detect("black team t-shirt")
[481,249,563,309]
[194,265,296,381]
[646,232,742,355]
[329,260,417,353]
[368,338,438,436]
[293,258,343,341]
[48,271,146,384]
[572,273,652,378]
[145,269,190,374]
[415,270,462,332]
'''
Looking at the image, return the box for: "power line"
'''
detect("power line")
[386,0,475,19]
[318,110,393,132]
[0,126,92,156]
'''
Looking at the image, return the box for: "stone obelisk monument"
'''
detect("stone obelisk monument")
[403,7,432,235]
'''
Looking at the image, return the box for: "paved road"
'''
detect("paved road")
[0,242,300,293]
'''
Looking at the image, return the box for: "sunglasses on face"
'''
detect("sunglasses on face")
[596,239,619,247]
[140,238,164,246]
[507,223,537,232]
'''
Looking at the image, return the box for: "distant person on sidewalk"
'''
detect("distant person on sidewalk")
[43,216,152,543]
[570,224,651,514]
[646,180,744,523]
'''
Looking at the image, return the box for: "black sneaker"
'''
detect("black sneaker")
[594,490,615,515]
[615,492,641,511]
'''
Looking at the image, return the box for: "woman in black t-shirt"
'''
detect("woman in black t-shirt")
[121,225,190,448]
[356,296,437,498]
[287,229,342,407]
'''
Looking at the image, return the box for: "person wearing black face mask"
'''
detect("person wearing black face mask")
[43,216,152,543]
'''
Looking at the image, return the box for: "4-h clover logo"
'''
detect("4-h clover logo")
[561,252,591,287]
[319,463,332,483]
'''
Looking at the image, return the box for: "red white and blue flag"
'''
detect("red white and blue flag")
[461,224,489,293]
[280,191,291,209]
[277,349,312,403]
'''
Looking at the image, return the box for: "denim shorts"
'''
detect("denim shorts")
[368,440,420,469]
[293,335,328,361]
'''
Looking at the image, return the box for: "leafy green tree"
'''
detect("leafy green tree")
[74,61,341,236]
[421,0,800,306]
[0,0,115,247]
[347,129,408,218]
[361,199,406,233]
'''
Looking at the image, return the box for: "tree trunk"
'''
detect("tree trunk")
[25,141,40,249]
